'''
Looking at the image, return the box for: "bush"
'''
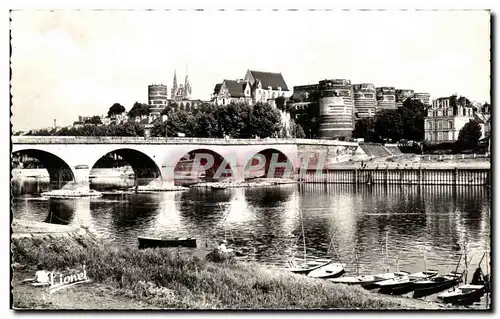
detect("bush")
[205,248,234,263]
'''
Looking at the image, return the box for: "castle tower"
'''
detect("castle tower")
[318,79,354,139]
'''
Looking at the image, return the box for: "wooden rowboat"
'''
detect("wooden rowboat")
[211,185,227,190]
[287,260,331,275]
[329,271,409,288]
[308,263,345,279]
[408,272,464,297]
[376,270,439,294]
[437,284,485,304]
[138,237,197,249]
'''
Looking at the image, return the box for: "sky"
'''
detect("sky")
[10,9,491,131]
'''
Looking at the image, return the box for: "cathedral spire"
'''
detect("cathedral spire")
[173,70,178,89]
[184,65,191,99]
[171,70,178,99]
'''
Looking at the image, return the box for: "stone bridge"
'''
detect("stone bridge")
[11,136,359,191]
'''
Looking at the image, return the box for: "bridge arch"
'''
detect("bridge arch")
[245,148,295,179]
[11,149,75,190]
[90,148,161,188]
[173,148,235,185]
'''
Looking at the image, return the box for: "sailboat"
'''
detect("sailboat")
[329,232,408,288]
[307,236,345,279]
[287,210,331,275]
[437,252,488,304]
[376,248,439,294]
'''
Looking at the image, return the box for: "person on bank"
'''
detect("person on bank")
[471,267,484,285]
[22,264,50,286]
[218,240,237,256]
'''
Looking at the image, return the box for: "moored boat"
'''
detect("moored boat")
[329,271,409,288]
[411,272,464,298]
[287,259,332,275]
[437,284,485,304]
[376,270,439,294]
[308,262,345,279]
[211,185,227,190]
[138,236,197,249]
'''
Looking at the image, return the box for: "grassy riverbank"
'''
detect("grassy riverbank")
[12,229,451,310]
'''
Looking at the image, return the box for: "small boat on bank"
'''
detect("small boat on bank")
[308,262,345,279]
[138,236,197,249]
[211,185,227,190]
[409,272,464,298]
[329,271,409,288]
[437,284,486,304]
[287,259,332,275]
[376,270,439,294]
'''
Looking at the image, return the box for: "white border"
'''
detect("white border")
[2,1,497,318]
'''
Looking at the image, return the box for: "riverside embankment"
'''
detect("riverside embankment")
[11,220,457,310]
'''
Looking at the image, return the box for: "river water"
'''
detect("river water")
[12,184,491,308]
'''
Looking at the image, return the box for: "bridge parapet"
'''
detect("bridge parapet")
[12,136,359,147]
[295,138,358,147]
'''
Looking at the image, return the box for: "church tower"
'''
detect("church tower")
[184,65,192,100]
[171,70,178,99]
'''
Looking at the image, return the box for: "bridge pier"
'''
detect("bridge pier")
[137,177,176,190]
[233,165,246,183]
[73,166,91,191]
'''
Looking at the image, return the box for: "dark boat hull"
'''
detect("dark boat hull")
[377,271,439,295]
[438,287,485,304]
[412,278,463,298]
[138,237,197,249]
[379,281,415,295]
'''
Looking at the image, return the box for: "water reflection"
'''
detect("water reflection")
[44,200,75,225]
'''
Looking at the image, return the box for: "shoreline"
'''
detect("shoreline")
[10,220,470,310]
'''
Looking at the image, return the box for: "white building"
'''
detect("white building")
[424,95,474,144]
[212,70,291,106]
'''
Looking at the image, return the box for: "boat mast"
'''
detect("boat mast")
[423,248,427,274]
[396,251,400,273]
[453,253,463,288]
[463,240,469,283]
[353,239,359,276]
[300,209,306,261]
[385,231,389,273]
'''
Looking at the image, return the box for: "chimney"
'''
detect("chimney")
[54,119,56,128]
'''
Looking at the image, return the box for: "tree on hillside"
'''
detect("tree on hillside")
[373,110,403,142]
[161,105,172,115]
[275,96,287,111]
[108,103,126,117]
[289,103,320,139]
[456,119,482,151]
[165,110,192,137]
[457,96,472,107]
[291,122,306,138]
[84,116,102,125]
[249,102,282,138]
[151,120,167,137]
[128,102,150,119]
[352,118,374,141]
[399,98,427,141]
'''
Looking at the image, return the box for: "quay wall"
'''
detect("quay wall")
[297,167,491,186]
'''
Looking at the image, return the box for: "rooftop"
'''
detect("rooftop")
[247,70,289,91]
